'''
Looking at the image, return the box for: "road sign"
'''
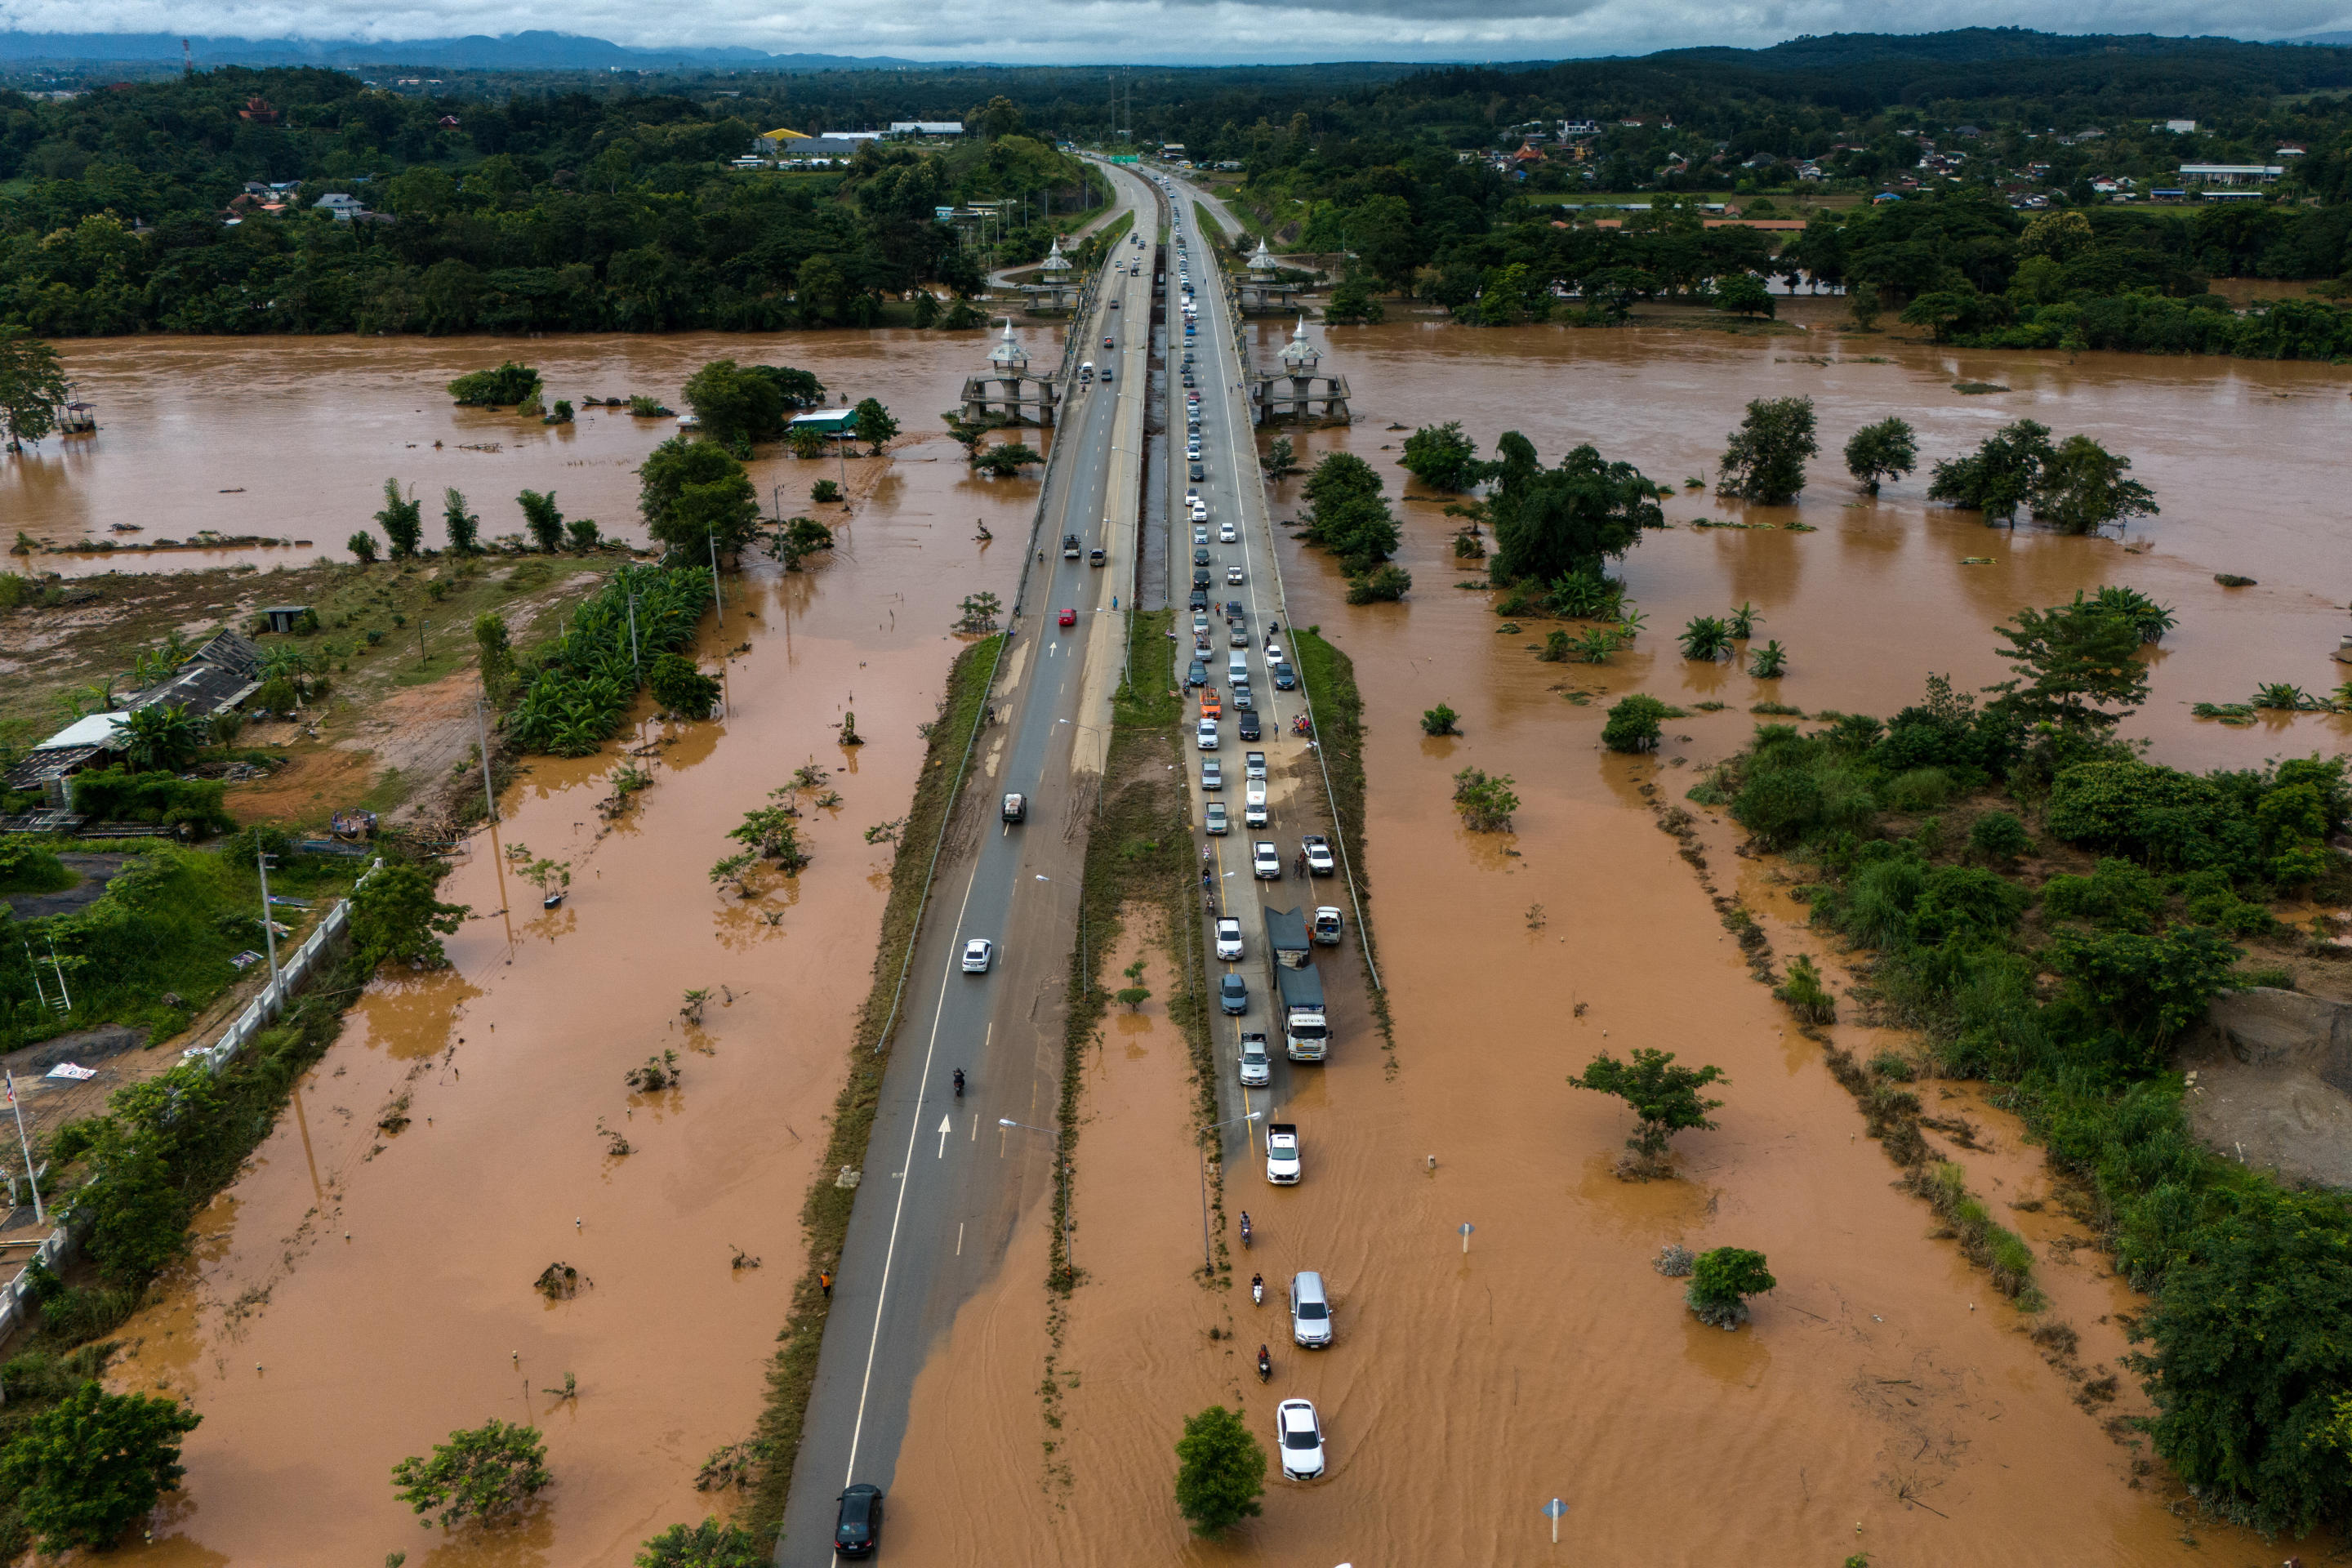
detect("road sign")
[1459,1221,1475,1254]
[1543,1497,1569,1543]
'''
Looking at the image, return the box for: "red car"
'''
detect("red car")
[1059,608,1077,628]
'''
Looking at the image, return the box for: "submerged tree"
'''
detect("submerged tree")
[0,327,69,452]
[1686,1246,1776,1329]
[2029,434,2158,537]
[1399,421,1481,492]
[1928,419,2054,523]
[1717,395,1817,505]
[391,1419,551,1530]
[1173,1405,1265,1538]
[0,1383,202,1552]
[1569,1047,1726,1173]
[1985,592,2149,736]
[1450,767,1519,831]
[1843,416,1918,493]
[1486,432,1660,586]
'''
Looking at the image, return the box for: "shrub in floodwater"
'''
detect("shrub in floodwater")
[1421,702,1459,736]
[1601,694,1670,753]
[390,1419,551,1531]
[1653,1244,1695,1277]
[0,1383,203,1552]
[637,1518,771,1567]
[1569,1047,1725,1174]
[1685,1246,1775,1329]
[1450,767,1518,831]
[1773,954,1837,1024]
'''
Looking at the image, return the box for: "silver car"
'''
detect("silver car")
[1290,1271,1331,1348]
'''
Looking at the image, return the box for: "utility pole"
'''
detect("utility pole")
[474,693,497,825]
[7,1073,44,1224]
[257,849,281,993]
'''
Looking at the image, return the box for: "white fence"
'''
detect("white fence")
[0,861,377,1347]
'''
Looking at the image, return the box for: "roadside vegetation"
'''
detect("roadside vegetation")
[1692,588,2352,1537]
[1290,628,1392,1052]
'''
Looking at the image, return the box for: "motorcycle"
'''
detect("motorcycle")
[953,1069,965,1099]
[1250,1273,1264,1307]
[1256,1345,1271,1383]
[1239,1212,1253,1249]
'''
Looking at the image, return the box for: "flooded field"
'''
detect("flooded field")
[24,316,2347,1563]
[885,318,2345,1563]
[7,331,1045,577]
[78,330,1041,1564]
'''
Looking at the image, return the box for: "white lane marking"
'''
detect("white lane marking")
[937,1115,952,1158]
[957,1223,965,1257]
[840,744,997,1482]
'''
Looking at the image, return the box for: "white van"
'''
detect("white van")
[1227,652,1250,681]
[1245,785,1268,828]
[1290,1272,1332,1348]
[1078,361,1094,383]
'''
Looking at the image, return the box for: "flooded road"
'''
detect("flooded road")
[91,331,1044,1564]
[38,316,2345,1562]
[881,318,2341,1562]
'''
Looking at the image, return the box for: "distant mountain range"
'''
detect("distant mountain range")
[0,29,941,70]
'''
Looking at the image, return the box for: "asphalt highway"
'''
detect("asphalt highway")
[773,162,1165,1563]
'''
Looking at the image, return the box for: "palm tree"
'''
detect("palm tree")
[1748,640,1789,679]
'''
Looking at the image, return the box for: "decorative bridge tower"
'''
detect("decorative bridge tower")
[1236,237,1306,314]
[960,319,1059,427]
[1250,315,1350,426]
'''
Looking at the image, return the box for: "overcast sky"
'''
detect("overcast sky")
[2,0,2349,63]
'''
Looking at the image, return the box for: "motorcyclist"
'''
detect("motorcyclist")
[952,1068,964,1098]
[1239,1210,1253,1246]
[1250,1272,1263,1305]
[1257,1344,1271,1381]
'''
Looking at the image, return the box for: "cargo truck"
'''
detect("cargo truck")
[1276,964,1327,1062]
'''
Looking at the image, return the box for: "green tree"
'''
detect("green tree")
[115,703,207,770]
[976,94,1026,140]
[1713,271,1774,318]
[474,612,514,702]
[2047,924,2243,1072]
[1967,809,2032,865]
[973,441,1044,477]
[789,424,826,461]
[347,531,381,564]
[1450,767,1518,831]
[2029,434,2158,537]
[772,515,835,570]
[649,653,722,719]
[376,479,425,559]
[351,862,470,971]
[0,327,69,452]
[0,1383,202,1552]
[1421,702,1459,736]
[1399,421,1481,492]
[1601,694,1670,753]
[1173,1405,1265,1538]
[1717,396,1817,505]
[1986,593,2149,736]
[566,517,602,551]
[1298,451,1399,572]
[1345,563,1411,603]
[1324,278,1385,323]
[1843,417,1918,493]
[517,489,564,553]
[1486,433,1660,586]
[639,439,760,557]
[1265,435,1298,474]
[683,359,786,448]
[391,1419,551,1530]
[1679,616,1734,662]
[1686,1246,1775,1329]
[446,362,540,406]
[852,397,899,456]
[1928,420,2054,522]
[442,488,481,555]
[1569,1047,1726,1165]
[635,1517,771,1567]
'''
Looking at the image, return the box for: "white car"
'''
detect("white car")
[1244,786,1268,828]
[1252,840,1281,879]
[1227,565,1245,584]
[1205,801,1229,835]
[1238,1032,1271,1087]
[1263,640,1285,665]
[1215,916,1243,961]
[1218,523,1236,543]
[1196,719,1219,751]
[1265,1123,1301,1184]
[1194,525,1209,545]
[961,938,994,973]
[1245,751,1267,782]
[1201,758,1223,790]
[1276,1399,1325,1480]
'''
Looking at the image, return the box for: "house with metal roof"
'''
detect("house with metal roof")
[789,408,862,436]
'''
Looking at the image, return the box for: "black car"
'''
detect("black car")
[1219,972,1250,1015]
[1182,374,1196,388]
[1194,547,1211,566]
[1239,710,1262,741]
[1187,659,1208,687]
[1189,590,1209,611]
[1194,570,1212,590]
[1225,600,1245,619]
[1272,662,1297,690]
[836,1483,884,1557]
[1190,462,1206,481]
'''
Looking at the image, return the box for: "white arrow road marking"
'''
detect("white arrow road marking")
[937,1115,952,1159]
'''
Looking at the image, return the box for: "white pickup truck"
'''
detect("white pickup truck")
[1265,1122,1302,1185]
[1301,835,1335,877]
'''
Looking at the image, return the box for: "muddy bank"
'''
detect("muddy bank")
[7,327,1061,577]
[92,332,1040,1566]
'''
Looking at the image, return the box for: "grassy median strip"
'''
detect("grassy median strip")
[1291,627,1394,1052]
[742,633,1003,1539]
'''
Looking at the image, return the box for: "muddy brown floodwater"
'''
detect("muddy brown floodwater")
[7,331,1039,577]
[885,320,2344,1565]
[86,329,1051,1566]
